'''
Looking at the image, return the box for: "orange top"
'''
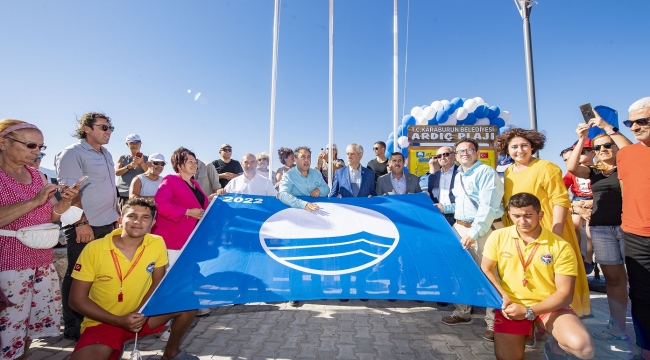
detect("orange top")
[617,142,650,236]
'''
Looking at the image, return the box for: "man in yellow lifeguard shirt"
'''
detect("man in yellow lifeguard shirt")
[69,198,199,360]
[481,193,594,360]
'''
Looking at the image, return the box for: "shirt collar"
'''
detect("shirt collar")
[459,161,482,176]
[390,172,405,181]
[440,165,455,175]
[508,225,550,245]
[102,227,157,250]
[79,139,106,154]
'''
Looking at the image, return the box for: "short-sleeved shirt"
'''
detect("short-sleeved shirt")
[483,226,578,307]
[195,160,221,194]
[562,172,592,198]
[617,142,650,236]
[224,172,278,196]
[117,154,148,197]
[55,140,119,226]
[212,159,243,189]
[588,167,621,227]
[367,158,389,181]
[72,228,168,333]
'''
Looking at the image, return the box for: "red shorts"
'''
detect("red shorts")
[494,307,576,338]
[72,321,165,360]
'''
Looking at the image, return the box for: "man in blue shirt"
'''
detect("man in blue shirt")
[329,143,375,198]
[436,139,504,342]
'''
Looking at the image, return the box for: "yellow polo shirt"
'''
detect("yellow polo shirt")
[483,225,578,307]
[72,228,168,333]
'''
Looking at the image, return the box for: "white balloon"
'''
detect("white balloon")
[397,136,410,148]
[430,100,443,112]
[500,110,511,123]
[455,107,469,120]
[415,116,428,125]
[475,117,491,125]
[422,106,436,121]
[410,106,423,119]
[440,113,457,126]
[463,99,478,112]
[474,97,485,105]
[440,100,450,108]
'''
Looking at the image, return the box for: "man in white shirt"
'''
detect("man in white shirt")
[427,146,459,226]
[218,154,278,196]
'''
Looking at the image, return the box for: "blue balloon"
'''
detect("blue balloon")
[402,115,416,126]
[456,120,465,126]
[450,97,464,109]
[411,142,420,146]
[385,149,392,158]
[397,124,408,137]
[435,110,449,123]
[499,125,512,134]
[490,118,506,128]
[388,132,395,140]
[427,119,438,126]
[401,147,409,158]
[464,113,477,125]
[386,138,395,154]
[474,105,489,118]
[487,106,501,120]
[443,103,455,115]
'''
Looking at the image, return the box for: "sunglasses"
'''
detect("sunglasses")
[373,147,381,150]
[593,142,615,151]
[623,117,650,128]
[5,137,47,151]
[151,161,166,166]
[221,148,232,152]
[257,158,269,161]
[93,124,115,132]
[434,152,452,159]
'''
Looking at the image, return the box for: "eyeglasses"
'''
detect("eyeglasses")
[623,117,650,128]
[93,124,115,132]
[373,147,380,150]
[257,158,268,161]
[434,152,452,159]
[151,161,166,166]
[456,149,476,155]
[593,142,615,151]
[4,137,47,151]
[221,148,232,152]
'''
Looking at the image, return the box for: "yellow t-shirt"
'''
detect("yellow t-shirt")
[483,225,578,307]
[72,228,168,333]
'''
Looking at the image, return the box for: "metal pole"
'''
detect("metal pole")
[328,0,334,187]
[393,0,398,152]
[268,0,280,180]
[522,10,538,131]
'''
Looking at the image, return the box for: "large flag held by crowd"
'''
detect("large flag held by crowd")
[141,193,502,316]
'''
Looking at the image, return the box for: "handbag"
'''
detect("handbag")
[0,223,60,249]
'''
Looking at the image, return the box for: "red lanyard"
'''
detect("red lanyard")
[110,246,146,302]
[514,240,539,287]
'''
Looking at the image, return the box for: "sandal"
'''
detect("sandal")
[591,330,629,341]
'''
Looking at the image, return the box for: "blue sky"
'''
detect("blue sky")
[1,0,648,176]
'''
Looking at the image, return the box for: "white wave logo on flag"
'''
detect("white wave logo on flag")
[259,203,400,275]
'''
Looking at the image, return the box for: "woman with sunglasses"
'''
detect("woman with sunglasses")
[275,147,296,189]
[256,152,271,179]
[567,113,632,342]
[495,127,591,317]
[129,153,166,201]
[0,119,79,359]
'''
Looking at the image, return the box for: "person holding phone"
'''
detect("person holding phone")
[115,134,148,209]
[55,112,121,342]
[1,119,80,359]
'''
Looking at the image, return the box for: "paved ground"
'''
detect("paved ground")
[28,292,638,360]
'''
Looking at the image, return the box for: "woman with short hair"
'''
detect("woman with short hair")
[275,147,296,189]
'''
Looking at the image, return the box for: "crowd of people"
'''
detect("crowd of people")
[1,95,650,359]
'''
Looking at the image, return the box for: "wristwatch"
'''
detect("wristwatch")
[525,307,536,321]
[606,126,619,135]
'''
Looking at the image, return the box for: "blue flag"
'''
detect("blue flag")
[588,105,619,139]
[141,193,502,316]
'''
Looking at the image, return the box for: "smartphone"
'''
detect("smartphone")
[72,175,89,188]
[579,103,595,123]
[136,152,143,158]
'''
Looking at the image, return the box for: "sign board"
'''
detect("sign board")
[408,125,498,143]
[408,146,497,175]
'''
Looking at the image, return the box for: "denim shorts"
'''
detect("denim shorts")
[589,225,625,265]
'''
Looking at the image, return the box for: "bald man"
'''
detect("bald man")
[217,153,277,196]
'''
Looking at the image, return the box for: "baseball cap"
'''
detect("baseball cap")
[571,138,593,149]
[325,143,337,150]
[219,143,232,151]
[149,153,165,163]
[126,134,141,143]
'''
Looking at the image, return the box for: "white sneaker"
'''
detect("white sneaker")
[196,308,211,317]
[159,328,171,342]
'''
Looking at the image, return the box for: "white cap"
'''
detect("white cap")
[126,133,141,142]
[325,143,337,150]
[149,153,165,162]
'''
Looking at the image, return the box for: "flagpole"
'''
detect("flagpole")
[268,0,280,179]
[393,0,399,153]
[328,0,334,187]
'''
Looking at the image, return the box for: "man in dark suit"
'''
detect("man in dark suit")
[376,152,421,195]
[330,143,376,198]
[427,146,459,226]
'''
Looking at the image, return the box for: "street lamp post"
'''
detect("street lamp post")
[514,0,538,131]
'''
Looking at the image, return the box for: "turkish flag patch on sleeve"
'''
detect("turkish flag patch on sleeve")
[73,263,82,271]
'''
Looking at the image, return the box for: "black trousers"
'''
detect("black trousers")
[61,223,114,339]
[623,231,650,350]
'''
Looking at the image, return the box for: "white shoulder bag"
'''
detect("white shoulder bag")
[0,223,60,249]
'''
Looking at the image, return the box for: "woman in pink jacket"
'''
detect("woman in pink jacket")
[153,147,209,267]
